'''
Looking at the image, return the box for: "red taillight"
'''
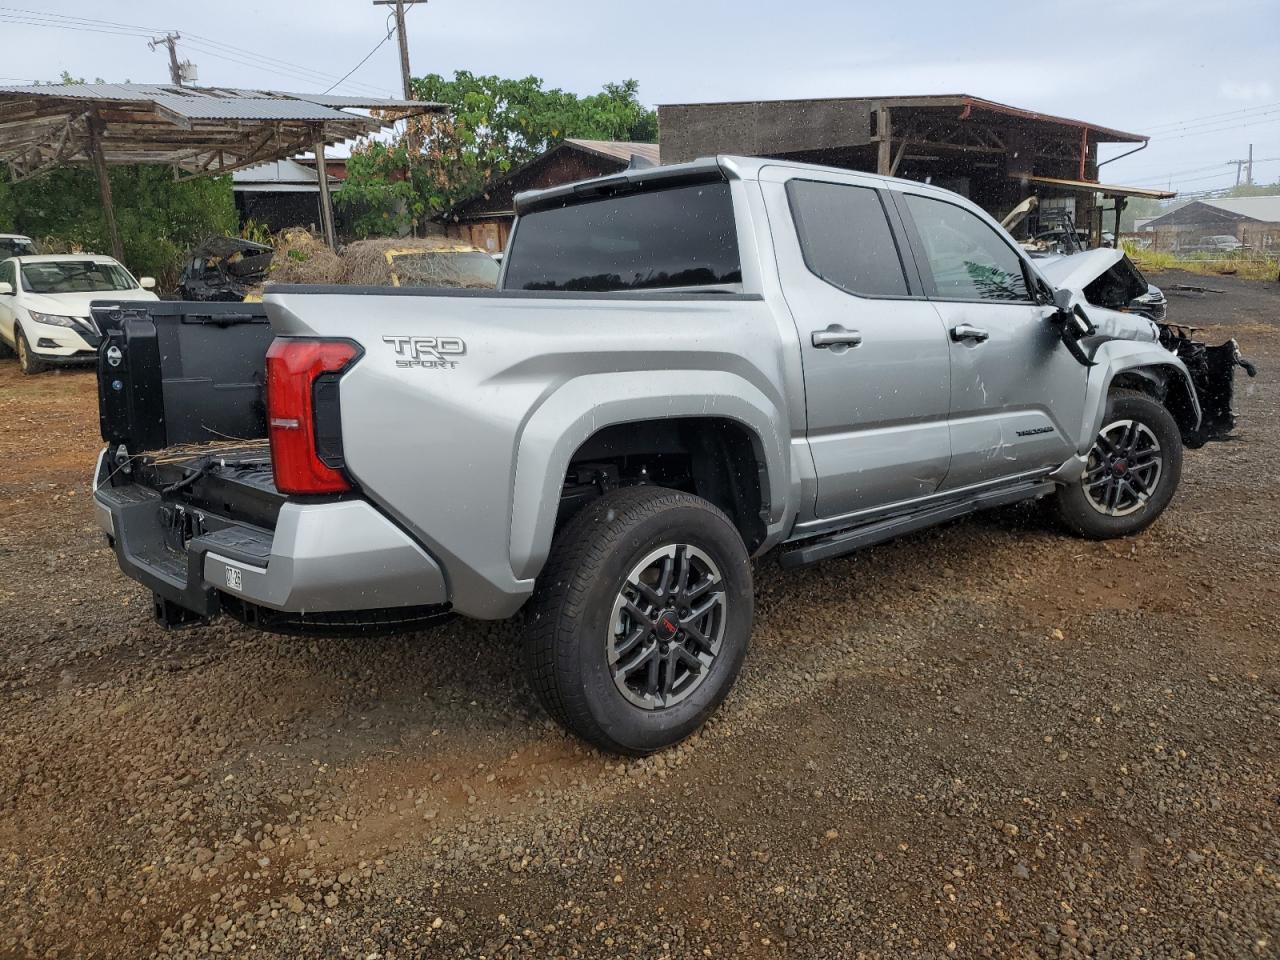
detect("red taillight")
[266,338,359,495]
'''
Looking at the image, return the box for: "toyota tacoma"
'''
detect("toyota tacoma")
[91,156,1253,755]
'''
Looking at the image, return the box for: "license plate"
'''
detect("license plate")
[225,566,243,592]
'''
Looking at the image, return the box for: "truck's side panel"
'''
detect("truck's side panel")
[264,291,795,619]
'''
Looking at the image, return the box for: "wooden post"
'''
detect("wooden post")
[86,113,124,262]
[876,105,893,175]
[313,130,338,251]
[394,0,414,101]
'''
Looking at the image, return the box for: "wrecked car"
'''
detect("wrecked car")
[1037,248,1257,445]
[92,156,1254,755]
[178,236,274,302]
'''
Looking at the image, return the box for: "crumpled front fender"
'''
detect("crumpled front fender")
[1080,341,1201,454]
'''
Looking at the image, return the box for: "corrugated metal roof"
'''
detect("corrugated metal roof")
[0,83,445,122]
[0,83,447,182]
[233,158,331,185]
[1198,196,1280,223]
[565,139,660,165]
[1012,173,1177,200]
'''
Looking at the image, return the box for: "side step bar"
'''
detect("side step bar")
[780,479,1056,569]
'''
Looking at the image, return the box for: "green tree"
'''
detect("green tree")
[0,165,236,288]
[1225,179,1280,198]
[337,72,657,237]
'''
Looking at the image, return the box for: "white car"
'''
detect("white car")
[0,234,37,259]
[0,254,158,374]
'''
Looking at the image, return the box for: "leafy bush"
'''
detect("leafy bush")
[0,165,237,290]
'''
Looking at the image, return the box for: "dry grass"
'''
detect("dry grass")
[148,438,270,465]
[266,228,343,285]
[338,238,495,287]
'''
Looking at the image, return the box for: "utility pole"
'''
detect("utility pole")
[372,0,429,100]
[373,0,428,235]
[1230,145,1257,189]
[148,32,183,86]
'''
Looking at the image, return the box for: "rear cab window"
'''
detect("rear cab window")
[786,179,910,297]
[503,181,741,293]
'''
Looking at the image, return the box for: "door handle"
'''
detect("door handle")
[811,325,863,350]
[950,323,990,343]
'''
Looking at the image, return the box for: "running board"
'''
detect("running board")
[780,479,1056,569]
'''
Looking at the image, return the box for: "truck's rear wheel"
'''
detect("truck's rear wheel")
[1053,388,1182,539]
[523,486,753,756]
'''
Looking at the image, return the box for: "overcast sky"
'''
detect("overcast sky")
[3,0,1278,195]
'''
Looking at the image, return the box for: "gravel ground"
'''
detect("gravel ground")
[0,277,1277,959]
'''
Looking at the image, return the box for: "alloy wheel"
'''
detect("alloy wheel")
[1083,418,1164,517]
[608,543,726,710]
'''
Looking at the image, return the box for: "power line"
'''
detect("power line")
[1131,158,1280,191]
[178,39,392,96]
[0,13,151,39]
[323,16,399,95]
[1140,99,1280,133]
[0,7,393,97]
[1148,112,1280,143]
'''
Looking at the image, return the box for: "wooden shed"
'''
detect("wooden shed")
[441,139,660,252]
[1140,197,1280,253]
[659,94,1168,241]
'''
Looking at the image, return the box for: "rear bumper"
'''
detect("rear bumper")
[93,452,449,625]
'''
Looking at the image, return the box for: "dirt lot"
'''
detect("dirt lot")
[1,275,1277,959]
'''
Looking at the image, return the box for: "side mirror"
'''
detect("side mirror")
[0,281,12,295]
[139,276,156,290]
[1052,287,1073,312]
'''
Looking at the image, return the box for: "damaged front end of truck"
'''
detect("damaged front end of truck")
[1035,249,1257,447]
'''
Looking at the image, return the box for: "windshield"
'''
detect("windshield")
[0,237,36,259]
[503,181,742,293]
[20,260,138,294]
[390,250,500,288]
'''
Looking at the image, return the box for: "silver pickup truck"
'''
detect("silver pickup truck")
[92,155,1252,755]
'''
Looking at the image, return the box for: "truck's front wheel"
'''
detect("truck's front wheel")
[524,486,753,756]
[1054,388,1183,540]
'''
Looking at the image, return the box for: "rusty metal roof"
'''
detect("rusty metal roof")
[1012,173,1177,200]
[0,83,446,182]
[658,93,1148,144]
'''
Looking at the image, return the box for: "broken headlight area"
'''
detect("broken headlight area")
[1160,323,1258,447]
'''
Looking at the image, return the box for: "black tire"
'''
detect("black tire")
[523,486,753,756]
[15,325,48,375]
[1053,388,1183,540]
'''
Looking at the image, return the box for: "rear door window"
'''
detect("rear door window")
[786,180,909,297]
[504,181,741,292]
[904,194,1031,302]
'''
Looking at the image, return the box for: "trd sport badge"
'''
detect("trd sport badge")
[382,335,466,369]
